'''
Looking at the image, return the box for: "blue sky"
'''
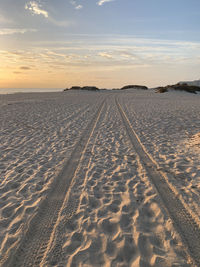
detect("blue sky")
[0,0,200,89]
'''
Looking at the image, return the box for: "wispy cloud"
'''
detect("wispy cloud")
[97,0,115,6]
[98,52,113,59]
[0,28,36,35]
[25,1,49,18]
[70,0,83,10]
[48,17,72,27]
[1,35,200,88]
[13,71,22,74]
[75,5,83,10]
[1,36,200,74]
[20,66,32,70]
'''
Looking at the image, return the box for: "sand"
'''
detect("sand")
[0,90,199,266]
[121,90,200,222]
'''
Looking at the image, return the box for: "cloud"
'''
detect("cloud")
[0,28,36,35]
[70,0,83,10]
[98,52,113,59]
[20,66,31,70]
[75,5,83,10]
[97,0,115,6]
[24,1,72,26]
[13,71,22,74]
[1,36,200,76]
[25,1,49,18]
[48,17,72,27]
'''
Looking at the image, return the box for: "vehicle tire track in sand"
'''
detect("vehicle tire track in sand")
[42,97,190,267]
[116,97,200,266]
[4,99,105,267]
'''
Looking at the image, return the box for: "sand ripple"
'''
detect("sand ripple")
[121,90,200,223]
[0,92,101,261]
[42,97,190,266]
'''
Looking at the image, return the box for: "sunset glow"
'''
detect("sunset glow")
[0,0,200,90]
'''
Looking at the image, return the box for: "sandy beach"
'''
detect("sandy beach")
[0,90,199,266]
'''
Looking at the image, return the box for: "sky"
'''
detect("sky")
[0,0,200,89]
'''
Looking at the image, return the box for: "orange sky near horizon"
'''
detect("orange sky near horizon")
[1,38,199,90]
[0,65,193,89]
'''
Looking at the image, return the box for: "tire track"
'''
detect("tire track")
[40,103,108,267]
[116,97,200,266]
[4,99,105,267]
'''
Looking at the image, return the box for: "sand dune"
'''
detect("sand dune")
[0,90,199,266]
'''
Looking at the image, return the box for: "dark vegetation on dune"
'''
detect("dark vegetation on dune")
[64,85,149,91]
[64,86,99,91]
[155,87,168,93]
[63,82,200,94]
[155,83,200,94]
[120,85,148,90]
